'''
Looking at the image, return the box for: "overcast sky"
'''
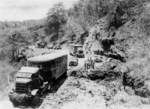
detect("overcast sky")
[0,0,78,21]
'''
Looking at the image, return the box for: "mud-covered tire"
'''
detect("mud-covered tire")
[52,78,56,83]
[63,72,67,77]
[12,101,19,107]
[32,95,40,107]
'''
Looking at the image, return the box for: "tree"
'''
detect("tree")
[45,2,67,38]
[68,0,114,30]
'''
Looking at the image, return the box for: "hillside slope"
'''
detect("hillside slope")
[83,3,150,97]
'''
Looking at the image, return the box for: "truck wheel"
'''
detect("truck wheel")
[11,99,19,107]
[32,95,40,107]
[12,101,19,107]
[63,72,67,77]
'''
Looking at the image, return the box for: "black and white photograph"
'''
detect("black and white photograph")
[0,0,150,109]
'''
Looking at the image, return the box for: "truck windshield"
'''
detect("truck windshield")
[27,62,42,68]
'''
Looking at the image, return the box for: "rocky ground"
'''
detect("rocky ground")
[38,76,150,109]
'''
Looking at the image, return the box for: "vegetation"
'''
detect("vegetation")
[44,2,67,42]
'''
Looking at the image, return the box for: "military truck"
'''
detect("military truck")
[69,44,84,58]
[9,52,68,106]
[69,56,78,66]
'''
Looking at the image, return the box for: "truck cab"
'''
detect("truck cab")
[15,67,41,94]
[69,56,78,66]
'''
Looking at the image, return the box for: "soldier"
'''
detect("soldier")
[84,60,91,71]
[95,33,101,41]
[90,56,96,69]
[32,32,39,42]
[108,27,116,37]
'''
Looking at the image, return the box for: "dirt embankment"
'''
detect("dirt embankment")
[82,3,150,98]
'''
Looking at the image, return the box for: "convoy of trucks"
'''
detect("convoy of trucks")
[8,43,102,107]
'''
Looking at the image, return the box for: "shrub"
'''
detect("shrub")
[0,61,17,91]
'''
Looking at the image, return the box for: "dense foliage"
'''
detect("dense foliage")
[44,2,67,41]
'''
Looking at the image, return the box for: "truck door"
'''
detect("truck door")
[55,58,61,79]
[50,61,56,79]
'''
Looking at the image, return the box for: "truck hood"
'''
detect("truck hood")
[18,66,39,74]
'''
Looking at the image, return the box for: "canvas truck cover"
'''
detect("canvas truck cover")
[27,52,68,63]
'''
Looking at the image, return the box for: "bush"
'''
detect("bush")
[122,56,150,97]
[0,61,17,91]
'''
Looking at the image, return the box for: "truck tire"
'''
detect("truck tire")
[51,78,56,86]
[12,100,19,107]
[32,95,40,107]
[63,72,67,77]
